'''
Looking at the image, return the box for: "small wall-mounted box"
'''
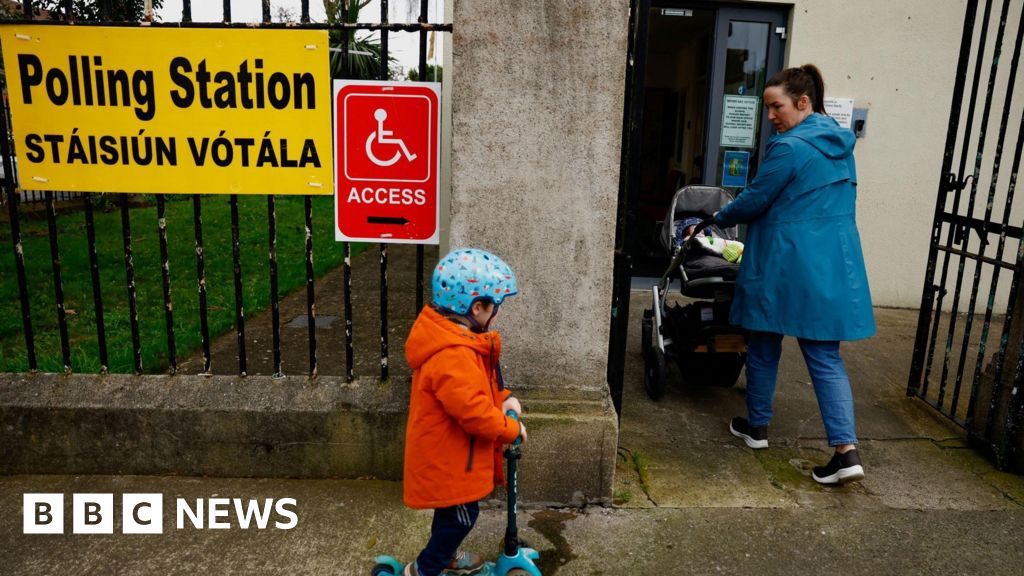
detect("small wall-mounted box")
[852,108,869,139]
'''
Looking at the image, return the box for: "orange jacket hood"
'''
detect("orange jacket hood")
[405,305,503,370]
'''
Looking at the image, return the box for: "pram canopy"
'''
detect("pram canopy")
[659,185,741,285]
[659,185,738,252]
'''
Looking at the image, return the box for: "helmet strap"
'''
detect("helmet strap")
[464,313,485,333]
[465,302,500,333]
[483,303,500,332]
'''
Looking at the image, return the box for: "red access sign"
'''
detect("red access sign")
[333,80,441,244]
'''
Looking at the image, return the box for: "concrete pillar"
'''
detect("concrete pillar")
[447,1,631,502]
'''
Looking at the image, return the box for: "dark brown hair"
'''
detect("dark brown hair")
[766,64,826,114]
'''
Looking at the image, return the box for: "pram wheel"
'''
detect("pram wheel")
[644,348,667,400]
[641,310,654,362]
[642,313,667,400]
[678,352,745,387]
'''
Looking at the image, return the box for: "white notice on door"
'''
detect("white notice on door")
[721,95,759,148]
[824,97,854,129]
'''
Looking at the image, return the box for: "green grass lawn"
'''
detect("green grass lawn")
[0,195,362,373]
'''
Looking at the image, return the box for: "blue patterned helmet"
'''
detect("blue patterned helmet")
[432,248,518,315]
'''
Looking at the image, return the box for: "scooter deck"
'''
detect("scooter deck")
[372,548,541,576]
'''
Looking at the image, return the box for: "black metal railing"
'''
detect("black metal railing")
[0,0,449,380]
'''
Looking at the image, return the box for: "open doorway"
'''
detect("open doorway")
[625,2,788,278]
[607,1,789,411]
[632,7,714,279]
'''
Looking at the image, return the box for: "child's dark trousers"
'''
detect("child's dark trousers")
[415,501,480,576]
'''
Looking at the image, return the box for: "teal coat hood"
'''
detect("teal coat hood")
[715,113,875,341]
[789,112,856,160]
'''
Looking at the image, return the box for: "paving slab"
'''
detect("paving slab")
[560,507,1024,576]
[638,442,797,509]
[858,439,1020,510]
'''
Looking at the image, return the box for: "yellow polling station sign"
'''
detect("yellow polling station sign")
[0,25,333,195]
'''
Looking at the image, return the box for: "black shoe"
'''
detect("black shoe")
[812,449,865,485]
[729,417,768,449]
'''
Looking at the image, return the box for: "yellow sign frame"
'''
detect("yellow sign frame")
[1,25,333,195]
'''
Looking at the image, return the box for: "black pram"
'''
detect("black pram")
[640,186,748,398]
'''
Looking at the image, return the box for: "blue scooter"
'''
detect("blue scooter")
[372,411,541,576]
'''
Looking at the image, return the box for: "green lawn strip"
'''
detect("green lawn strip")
[1,195,366,373]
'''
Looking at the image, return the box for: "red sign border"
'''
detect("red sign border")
[332,79,441,245]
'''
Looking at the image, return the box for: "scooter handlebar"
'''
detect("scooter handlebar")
[506,409,523,446]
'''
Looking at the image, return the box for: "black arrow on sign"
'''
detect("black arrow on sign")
[368,216,410,225]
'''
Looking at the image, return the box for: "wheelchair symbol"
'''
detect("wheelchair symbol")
[365,109,418,167]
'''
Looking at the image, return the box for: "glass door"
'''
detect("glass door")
[704,6,788,190]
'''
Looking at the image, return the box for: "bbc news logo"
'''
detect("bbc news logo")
[23,493,298,534]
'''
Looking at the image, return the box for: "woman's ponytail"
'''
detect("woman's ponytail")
[800,64,826,113]
[766,64,827,114]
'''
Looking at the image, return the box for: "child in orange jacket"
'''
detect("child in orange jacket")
[402,248,526,576]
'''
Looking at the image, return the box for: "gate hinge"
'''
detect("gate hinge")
[775,26,787,40]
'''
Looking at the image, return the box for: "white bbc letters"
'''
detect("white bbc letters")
[274,498,298,529]
[122,493,164,534]
[177,498,203,529]
[23,493,64,534]
[208,498,231,529]
[73,493,114,534]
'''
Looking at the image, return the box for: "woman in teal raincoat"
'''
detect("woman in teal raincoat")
[715,64,875,485]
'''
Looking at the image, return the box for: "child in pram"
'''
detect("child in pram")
[674,216,745,264]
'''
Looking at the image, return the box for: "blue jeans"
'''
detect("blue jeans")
[415,502,480,576]
[744,331,858,447]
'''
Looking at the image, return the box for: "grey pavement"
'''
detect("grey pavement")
[2,290,1023,575]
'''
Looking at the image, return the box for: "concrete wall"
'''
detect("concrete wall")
[771,0,1016,309]
[0,373,618,505]
[446,0,630,391]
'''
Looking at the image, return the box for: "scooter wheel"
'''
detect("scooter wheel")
[371,564,398,576]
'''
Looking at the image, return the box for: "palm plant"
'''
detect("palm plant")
[324,0,397,80]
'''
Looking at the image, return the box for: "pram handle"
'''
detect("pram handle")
[659,216,717,291]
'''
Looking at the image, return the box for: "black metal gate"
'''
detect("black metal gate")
[908,0,1024,470]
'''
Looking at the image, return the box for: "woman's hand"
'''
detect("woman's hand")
[501,396,522,418]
